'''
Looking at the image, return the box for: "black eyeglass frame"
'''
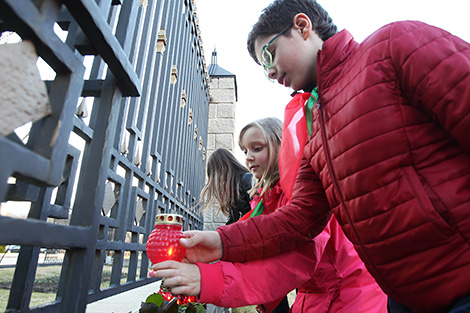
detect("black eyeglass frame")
[260,23,293,71]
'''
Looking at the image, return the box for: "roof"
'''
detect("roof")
[207,63,235,76]
[208,48,238,101]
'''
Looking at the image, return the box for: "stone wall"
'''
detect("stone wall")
[203,75,237,231]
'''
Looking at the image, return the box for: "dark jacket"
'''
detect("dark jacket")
[226,172,252,224]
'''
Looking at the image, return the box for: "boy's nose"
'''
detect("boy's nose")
[267,68,277,80]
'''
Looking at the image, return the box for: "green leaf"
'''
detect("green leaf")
[195,304,206,313]
[158,300,169,313]
[145,293,164,307]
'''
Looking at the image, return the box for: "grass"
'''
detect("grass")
[0,265,65,311]
[0,288,57,311]
[0,264,128,311]
[0,265,62,281]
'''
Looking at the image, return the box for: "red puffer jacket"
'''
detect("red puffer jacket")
[198,185,386,313]
[217,21,470,313]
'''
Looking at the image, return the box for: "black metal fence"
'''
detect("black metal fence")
[0,0,208,311]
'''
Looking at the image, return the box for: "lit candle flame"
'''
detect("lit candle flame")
[158,290,197,305]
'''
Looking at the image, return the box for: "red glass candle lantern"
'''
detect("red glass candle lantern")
[146,213,186,264]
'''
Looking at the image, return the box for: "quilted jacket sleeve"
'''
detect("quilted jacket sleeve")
[391,21,470,154]
[197,238,323,309]
[217,157,331,262]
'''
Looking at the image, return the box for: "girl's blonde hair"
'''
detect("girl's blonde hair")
[197,148,251,215]
[238,117,283,197]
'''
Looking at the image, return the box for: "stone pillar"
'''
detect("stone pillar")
[203,72,237,231]
[207,77,236,154]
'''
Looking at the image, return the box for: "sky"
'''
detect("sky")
[195,0,470,162]
[1,1,469,216]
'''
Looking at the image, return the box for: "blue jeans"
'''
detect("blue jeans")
[388,295,470,313]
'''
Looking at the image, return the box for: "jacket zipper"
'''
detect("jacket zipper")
[317,108,354,238]
[317,97,396,298]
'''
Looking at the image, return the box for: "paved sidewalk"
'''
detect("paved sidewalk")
[85,281,229,313]
[86,281,162,313]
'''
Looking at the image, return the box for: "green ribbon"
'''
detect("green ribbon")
[248,199,264,218]
[305,87,318,138]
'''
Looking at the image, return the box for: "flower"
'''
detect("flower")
[139,280,205,313]
[158,289,198,306]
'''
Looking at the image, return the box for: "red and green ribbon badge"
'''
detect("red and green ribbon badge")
[305,87,318,138]
[279,88,318,200]
[239,199,264,221]
[248,199,264,218]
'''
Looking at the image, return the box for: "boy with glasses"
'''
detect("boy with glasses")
[154,0,470,312]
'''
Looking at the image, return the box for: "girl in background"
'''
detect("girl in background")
[197,148,252,225]
[153,117,387,313]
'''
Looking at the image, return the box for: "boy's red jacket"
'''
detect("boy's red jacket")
[217,21,470,313]
[197,184,386,312]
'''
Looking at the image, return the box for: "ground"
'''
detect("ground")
[0,264,124,311]
[0,264,296,312]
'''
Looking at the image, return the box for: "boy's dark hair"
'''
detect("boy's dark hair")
[247,0,337,64]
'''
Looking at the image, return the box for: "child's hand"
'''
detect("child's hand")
[180,230,223,263]
[151,261,201,296]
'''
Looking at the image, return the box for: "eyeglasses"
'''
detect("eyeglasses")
[260,23,292,80]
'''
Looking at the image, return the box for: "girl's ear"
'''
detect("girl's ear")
[293,13,312,40]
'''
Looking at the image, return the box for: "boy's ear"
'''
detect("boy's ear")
[293,13,312,40]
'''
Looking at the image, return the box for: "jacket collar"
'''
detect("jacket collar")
[318,29,357,76]
[251,183,283,211]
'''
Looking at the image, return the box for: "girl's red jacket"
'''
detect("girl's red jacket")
[198,184,386,312]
